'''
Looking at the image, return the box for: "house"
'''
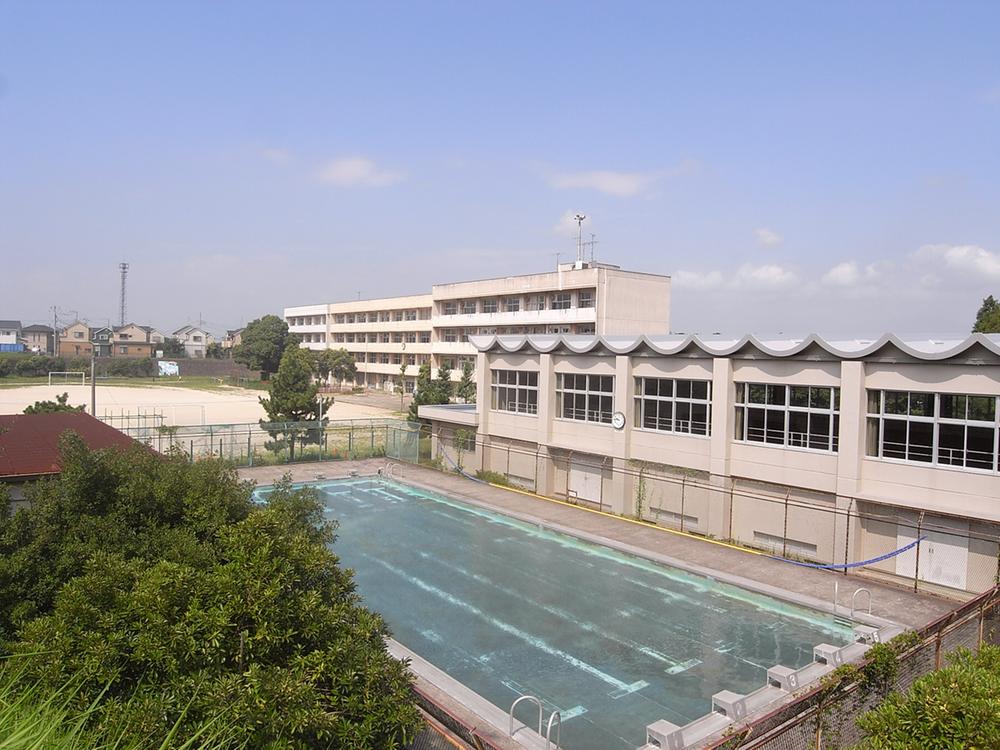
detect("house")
[222,327,244,352]
[172,325,212,358]
[0,320,24,353]
[142,326,167,348]
[112,323,155,358]
[21,324,54,354]
[89,326,113,358]
[58,321,93,358]
[0,412,137,503]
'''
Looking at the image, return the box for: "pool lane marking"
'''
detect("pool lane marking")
[366,555,648,697]
[413,547,699,674]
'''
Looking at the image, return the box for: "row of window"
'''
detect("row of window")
[441,290,595,316]
[333,331,432,344]
[487,371,1000,472]
[333,309,429,324]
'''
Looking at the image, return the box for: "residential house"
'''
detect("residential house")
[0,320,23,352]
[172,325,212,358]
[0,412,137,503]
[142,326,167,350]
[112,323,155,358]
[21,324,54,354]
[222,327,244,353]
[58,322,93,358]
[90,327,113,358]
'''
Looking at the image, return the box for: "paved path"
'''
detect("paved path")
[240,460,956,630]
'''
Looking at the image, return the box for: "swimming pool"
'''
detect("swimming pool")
[254,478,853,750]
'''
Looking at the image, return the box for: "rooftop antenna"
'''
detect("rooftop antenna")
[118,262,129,326]
[586,233,599,263]
[573,214,586,266]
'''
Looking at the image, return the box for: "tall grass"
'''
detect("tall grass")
[0,657,244,750]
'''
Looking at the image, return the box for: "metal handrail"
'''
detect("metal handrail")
[851,587,873,617]
[509,695,543,738]
[546,710,561,749]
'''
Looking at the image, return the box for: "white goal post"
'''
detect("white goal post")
[48,371,86,386]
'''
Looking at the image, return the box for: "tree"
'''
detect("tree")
[23,392,84,414]
[0,439,421,748]
[159,337,186,358]
[259,345,332,460]
[234,315,296,379]
[398,360,408,411]
[853,645,1000,749]
[972,295,1000,333]
[205,341,224,359]
[406,361,451,422]
[456,360,476,403]
[314,348,357,386]
[435,360,453,403]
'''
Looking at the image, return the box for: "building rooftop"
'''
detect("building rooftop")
[21,324,53,333]
[0,320,22,329]
[0,412,138,480]
[470,332,1000,362]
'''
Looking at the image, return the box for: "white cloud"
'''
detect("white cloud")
[553,210,591,237]
[916,243,1000,280]
[547,169,658,197]
[673,270,725,290]
[821,261,886,287]
[755,228,783,246]
[318,156,405,188]
[734,263,797,289]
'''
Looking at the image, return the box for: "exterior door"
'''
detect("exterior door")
[896,516,969,590]
[568,461,603,504]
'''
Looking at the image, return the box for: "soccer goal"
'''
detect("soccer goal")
[48,371,86,386]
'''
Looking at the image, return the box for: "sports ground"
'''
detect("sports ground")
[0,383,394,426]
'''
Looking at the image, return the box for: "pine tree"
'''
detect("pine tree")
[259,346,331,459]
[456,360,476,403]
[435,360,453,402]
[972,295,1000,333]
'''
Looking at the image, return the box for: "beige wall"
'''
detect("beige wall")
[441,344,1000,594]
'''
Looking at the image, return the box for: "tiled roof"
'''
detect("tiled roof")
[0,320,22,329]
[0,412,137,479]
[22,324,53,333]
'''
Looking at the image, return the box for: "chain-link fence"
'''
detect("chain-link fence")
[703,586,1000,750]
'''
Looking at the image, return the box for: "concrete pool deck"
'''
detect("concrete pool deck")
[239,459,954,632]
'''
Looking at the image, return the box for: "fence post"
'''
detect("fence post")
[680,477,686,533]
[843,499,854,574]
[782,489,790,558]
[248,429,253,467]
[914,511,925,592]
[189,440,194,462]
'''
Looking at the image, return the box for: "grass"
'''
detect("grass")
[0,657,244,750]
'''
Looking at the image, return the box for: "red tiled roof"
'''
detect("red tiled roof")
[0,412,138,479]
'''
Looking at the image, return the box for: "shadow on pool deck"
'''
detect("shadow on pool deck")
[239,459,955,630]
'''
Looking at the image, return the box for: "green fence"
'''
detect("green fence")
[119,418,421,467]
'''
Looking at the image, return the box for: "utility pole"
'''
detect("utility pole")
[51,306,58,356]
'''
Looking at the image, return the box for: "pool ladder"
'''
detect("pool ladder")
[833,581,874,618]
[381,462,404,482]
[509,695,561,749]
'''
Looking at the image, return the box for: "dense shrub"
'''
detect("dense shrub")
[0,436,421,748]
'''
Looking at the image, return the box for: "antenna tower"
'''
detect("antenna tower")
[573,214,586,264]
[118,262,129,326]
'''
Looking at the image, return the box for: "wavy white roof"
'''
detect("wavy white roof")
[469,333,1000,362]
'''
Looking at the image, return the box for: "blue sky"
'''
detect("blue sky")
[2,1,999,336]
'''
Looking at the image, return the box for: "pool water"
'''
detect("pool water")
[254,479,852,750]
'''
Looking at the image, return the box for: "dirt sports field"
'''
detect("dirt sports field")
[0,384,394,426]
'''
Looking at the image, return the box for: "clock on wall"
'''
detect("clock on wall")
[611,411,626,430]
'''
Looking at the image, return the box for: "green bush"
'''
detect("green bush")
[474,469,511,486]
[853,645,1000,749]
[0,437,422,748]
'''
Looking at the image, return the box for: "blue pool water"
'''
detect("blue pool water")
[254,479,852,750]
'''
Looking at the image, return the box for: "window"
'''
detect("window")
[119,346,128,354]
[405,332,416,343]
[379,333,390,343]
[734,383,840,452]
[578,290,595,308]
[345,314,355,324]
[504,296,521,312]
[491,370,539,414]
[866,390,998,471]
[526,295,546,311]
[335,314,345,324]
[74,331,84,339]
[443,329,458,343]
[556,373,614,424]
[461,300,477,315]
[482,298,499,314]
[634,378,712,436]
[552,292,571,310]
[419,332,430,343]
[394,311,404,321]
[392,332,403,343]
[404,310,416,321]
[442,301,458,315]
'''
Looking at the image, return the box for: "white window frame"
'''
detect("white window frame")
[634,377,712,437]
[734,383,841,453]
[556,373,614,424]
[491,369,539,415]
